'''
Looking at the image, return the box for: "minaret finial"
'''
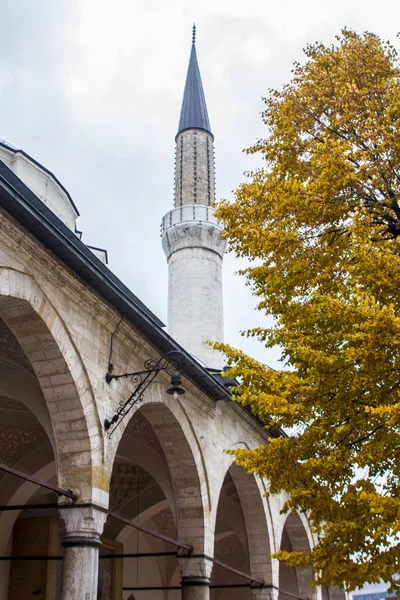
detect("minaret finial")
[192,23,196,45]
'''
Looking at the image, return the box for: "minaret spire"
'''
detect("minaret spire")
[161,27,226,369]
[177,26,212,139]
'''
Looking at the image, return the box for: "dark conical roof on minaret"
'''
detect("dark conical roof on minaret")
[177,24,213,138]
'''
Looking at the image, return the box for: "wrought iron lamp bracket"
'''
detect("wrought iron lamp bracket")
[104,351,185,437]
[105,367,164,384]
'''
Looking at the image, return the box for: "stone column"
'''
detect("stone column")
[59,505,107,600]
[178,556,213,600]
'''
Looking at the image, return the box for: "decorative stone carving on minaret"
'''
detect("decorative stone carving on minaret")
[161,26,226,369]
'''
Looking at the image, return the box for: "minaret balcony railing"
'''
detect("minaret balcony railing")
[160,204,223,236]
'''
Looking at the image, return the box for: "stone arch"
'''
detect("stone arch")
[229,463,274,583]
[213,461,274,589]
[280,511,314,559]
[106,388,210,554]
[0,267,102,495]
[103,394,210,596]
[279,512,314,600]
[138,398,208,553]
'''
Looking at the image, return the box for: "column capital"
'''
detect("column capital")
[59,506,106,600]
[177,554,213,580]
[59,505,107,546]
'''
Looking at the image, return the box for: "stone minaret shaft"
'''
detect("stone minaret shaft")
[174,129,215,207]
[161,27,226,369]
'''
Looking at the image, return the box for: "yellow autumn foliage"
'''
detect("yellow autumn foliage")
[214,30,400,593]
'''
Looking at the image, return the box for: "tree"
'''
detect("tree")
[214,30,400,592]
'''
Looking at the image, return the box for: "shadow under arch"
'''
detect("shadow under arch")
[279,512,314,600]
[0,345,56,452]
[0,267,102,493]
[0,362,58,599]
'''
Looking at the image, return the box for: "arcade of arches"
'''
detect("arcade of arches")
[0,218,346,600]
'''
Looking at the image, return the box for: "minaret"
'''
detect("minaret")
[161,26,226,369]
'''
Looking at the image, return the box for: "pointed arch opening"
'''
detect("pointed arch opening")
[279,512,314,600]
[104,400,207,599]
[0,316,59,598]
[211,463,273,599]
[0,269,101,492]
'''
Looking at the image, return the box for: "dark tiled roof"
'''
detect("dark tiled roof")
[177,43,212,138]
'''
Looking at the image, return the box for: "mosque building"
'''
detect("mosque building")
[0,27,344,600]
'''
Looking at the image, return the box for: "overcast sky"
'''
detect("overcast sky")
[1,0,399,371]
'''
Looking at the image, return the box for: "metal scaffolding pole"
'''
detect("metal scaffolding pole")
[211,555,264,585]
[107,509,192,552]
[0,503,59,511]
[0,463,77,501]
[0,551,177,561]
